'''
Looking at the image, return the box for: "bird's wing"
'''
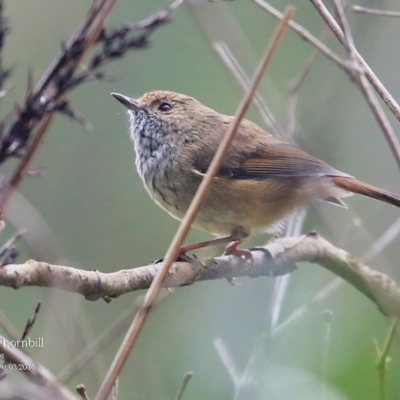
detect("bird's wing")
[190,119,351,180]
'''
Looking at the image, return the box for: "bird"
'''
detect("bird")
[111,90,400,256]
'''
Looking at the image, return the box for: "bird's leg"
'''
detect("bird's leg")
[178,226,251,260]
[151,236,235,264]
[222,227,252,260]
[177,235,234,262]
[223,240,251,258]
[180,236,234,254]
[222,227,252,286]
[176,235,235,262]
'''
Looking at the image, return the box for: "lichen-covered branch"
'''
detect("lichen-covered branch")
[1,233,399,317]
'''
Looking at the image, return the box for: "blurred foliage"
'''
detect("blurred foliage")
[1,0,400,399]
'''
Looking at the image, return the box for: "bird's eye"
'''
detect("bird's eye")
[158,102,172,112]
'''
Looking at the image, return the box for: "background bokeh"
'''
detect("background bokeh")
[1,0,400,399]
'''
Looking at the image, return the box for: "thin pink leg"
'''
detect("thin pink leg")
[180,235,234,254]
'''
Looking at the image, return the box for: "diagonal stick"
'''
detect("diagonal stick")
[95,6,295,400]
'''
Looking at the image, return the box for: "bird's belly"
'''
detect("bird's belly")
[146,175,303,237]
[194,206,282,236]
[193,196,295,236]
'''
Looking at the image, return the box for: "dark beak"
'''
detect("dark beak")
[111,92,142,112]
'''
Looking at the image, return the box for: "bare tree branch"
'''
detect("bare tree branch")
[1,233,399,317]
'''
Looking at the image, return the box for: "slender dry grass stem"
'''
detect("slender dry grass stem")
[94,7,295,400]
[375,318,399,400]
[213,41,283,137]
[287,27,331,137]
[175,372,193,400]
[351,5,400,18]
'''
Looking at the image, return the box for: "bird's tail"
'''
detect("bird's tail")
[332,176,400,208]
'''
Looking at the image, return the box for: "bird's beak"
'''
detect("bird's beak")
[111,92,142,112]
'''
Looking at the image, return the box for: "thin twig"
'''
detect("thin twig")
[269,208,307,330]
[322,309,333,400]
[361,215,400,263]
[74,0,184,91]
[252,0,347,70]
[0,228,26,261]
[95,8,295,400]
[20,302,41,341]
[213,41,284,137]
[125,0,183,30]
[0,0,117,212]
[58,291,169,383]
[375,318,399,400]
[175,372,193,400]
[332,0,354,49]
[0,0,11,94]
[351,6,400,18]
[76,384,90,400]
[287,27,331,137]
[0,336,76,400]
[0,0,183,213]
[357,73,400,165]
[328,0,400,271]
[214,338,241,385]
[309,0,400,169]
[254,0,400,167]
[57,309,134,382]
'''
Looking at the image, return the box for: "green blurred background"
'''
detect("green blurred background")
[1,0,400,399]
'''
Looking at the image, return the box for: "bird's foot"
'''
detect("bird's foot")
[176,251,198,263]
[223,240,252,260]
[223,240,252,286]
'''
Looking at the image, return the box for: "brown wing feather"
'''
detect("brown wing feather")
[190,117,350,180]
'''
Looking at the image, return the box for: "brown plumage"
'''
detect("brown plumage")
[112,90,400,251]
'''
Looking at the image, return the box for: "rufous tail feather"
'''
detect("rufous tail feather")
[332,176,400,208]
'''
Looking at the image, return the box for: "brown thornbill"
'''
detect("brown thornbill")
[112,90,400,255]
